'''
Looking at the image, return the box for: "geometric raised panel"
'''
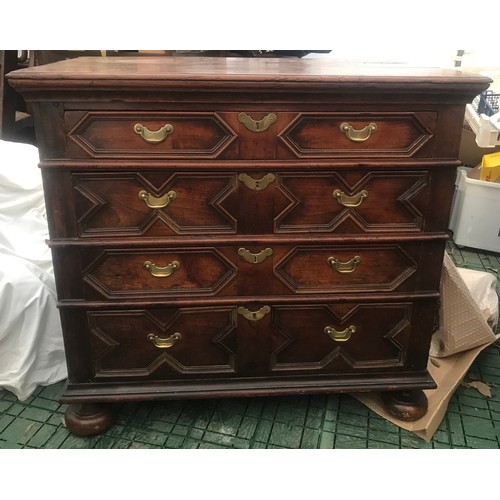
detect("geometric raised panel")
[88,307,237,378]
[73,172,237,237]
[278,112,435,158]
[274,244,417,293]
[275,171,429,233]
[271,303,412,372]
[67,111,237,159]
[83,248,237,299]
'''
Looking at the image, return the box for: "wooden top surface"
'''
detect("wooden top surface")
[7,56,492,93]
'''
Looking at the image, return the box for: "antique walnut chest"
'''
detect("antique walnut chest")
[7,57,490,435]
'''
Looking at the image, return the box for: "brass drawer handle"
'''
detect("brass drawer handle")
[143,260,180,278]
[332,189,368,208]
[238,247,273,264]
[237,305,271,322]
[327,256,361,273]
[134,123,174,144]
[340,122,377,142]
[138,190,176,209]
[147,332,182,349]
[324,325,356,342]
[238,112,277,132]
[238,173,276,191]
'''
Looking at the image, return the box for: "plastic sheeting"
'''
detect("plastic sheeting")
[0,139,66,400]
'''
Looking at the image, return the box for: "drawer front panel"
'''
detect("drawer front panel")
[274,170,432,234]
[64,110,438,160]
[83,299,437,381]
[82,247,237,298]
[88,307,238,380]
[55,240,445,300]
[274,244,419,293]
[279,112,436,158]
[65,168,446,239]
[270,300,436,373]
[65,111,237,158]
[73,172,238,237]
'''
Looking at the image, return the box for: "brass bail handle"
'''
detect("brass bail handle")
[340,122,377,143]
[134,123,174,144]
[327,256,361,274]
[143,260,180,278]
[238,112,277,133]
[332,189,368,208]
[147,332,182,349]
[324,325,356,342]
[139,190,176,209]
[237,305,271,322]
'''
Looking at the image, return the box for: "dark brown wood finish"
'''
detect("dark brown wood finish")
[7,57,491,436]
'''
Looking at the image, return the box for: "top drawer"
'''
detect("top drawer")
[64,110,438,160]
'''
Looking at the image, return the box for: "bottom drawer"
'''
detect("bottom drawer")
[60,298,438,383]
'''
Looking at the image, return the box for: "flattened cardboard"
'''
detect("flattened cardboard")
[354,337,498,442]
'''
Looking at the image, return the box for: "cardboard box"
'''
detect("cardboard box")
[353,253,498,441]
[431,252,498,357]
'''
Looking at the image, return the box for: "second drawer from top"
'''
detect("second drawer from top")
[45,168,456,239]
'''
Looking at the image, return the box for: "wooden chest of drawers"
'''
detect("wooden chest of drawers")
[8,57,490,435]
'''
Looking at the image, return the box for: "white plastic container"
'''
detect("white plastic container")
[449,167,500,253]
[465,104,500,148]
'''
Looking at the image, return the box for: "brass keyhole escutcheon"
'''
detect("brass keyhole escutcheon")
[238,112,277,133]
[147,332,182,349]
[238,248,273,264]
[327,256,361,274]
[237,305,271,322]
[238,173,276,191]
[340,122,377,142]
[324,325,356,342]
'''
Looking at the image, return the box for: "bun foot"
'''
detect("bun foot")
[381,389,428,421]
[64,403,114,436]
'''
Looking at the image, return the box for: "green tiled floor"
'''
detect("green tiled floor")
[1,241,499,449]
